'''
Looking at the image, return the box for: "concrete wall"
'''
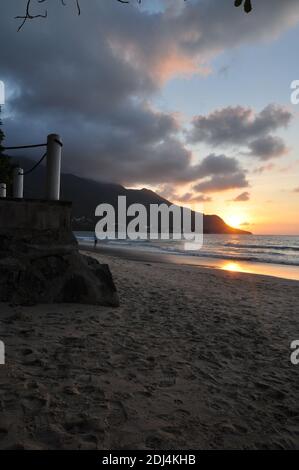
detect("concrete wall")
[0,199,72,233]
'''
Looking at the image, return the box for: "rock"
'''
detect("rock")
[0,230,119,307]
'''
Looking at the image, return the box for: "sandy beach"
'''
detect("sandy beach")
[1,250,299,450]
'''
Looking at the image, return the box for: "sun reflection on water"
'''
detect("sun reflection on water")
[222,261,243,272]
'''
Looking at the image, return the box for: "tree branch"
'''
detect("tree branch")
[16,0,252,31]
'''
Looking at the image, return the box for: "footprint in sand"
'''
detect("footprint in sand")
[145,435,163,449]
[174,408,191,418]
[21,396,47,416]
[0,416,10,441]
[106,400,127,427]
[21,348,34,356]
[158,369,177,388]
[64,417,104,436]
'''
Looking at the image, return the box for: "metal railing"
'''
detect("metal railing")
[0,134,63,201]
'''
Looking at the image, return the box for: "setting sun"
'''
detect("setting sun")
[225,215,243,228]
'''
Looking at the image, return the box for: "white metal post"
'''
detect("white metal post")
[0,183,6,198]
[13,168,23,199]
[46,134,62,201]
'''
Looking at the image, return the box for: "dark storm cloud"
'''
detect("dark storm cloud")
[1,0,298,184]
[189,104,292,160]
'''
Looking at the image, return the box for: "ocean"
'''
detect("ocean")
[75,232,299,267]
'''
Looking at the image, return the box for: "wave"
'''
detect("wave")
[159,249,299,266]
[224,243,299,252]
[75,233,299,267]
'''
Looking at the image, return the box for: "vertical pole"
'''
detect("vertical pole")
[0,183,6,198]
[13,168,23,199]
[46,134,62,201]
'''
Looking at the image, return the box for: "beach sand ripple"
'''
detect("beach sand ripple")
[0,251,299,449]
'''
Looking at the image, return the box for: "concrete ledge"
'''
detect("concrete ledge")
[0,199,72,232]
[1,198,72,206]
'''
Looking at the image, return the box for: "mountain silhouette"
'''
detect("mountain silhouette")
[12,157,251,235]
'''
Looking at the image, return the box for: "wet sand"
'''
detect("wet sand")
[0,250,299,449]
[81,243,299,282]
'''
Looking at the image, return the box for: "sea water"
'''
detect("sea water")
[75,232,299,267]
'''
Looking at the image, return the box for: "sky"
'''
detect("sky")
[1,0,299,234]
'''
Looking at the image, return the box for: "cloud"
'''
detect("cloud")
[194,153,240,176]
[189,104,292,160]
[193,173,249,193]
[294,187,299,193]
[179,192,212,203]
[240,221,252,226]
[1,0,298,184]
[155,153,249,192]
[190,154,249,193]
[253,163,275,174]
[158,185,212,204]
[232,191,250,202]
[247,135,288,160]
[189,105,291,146]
